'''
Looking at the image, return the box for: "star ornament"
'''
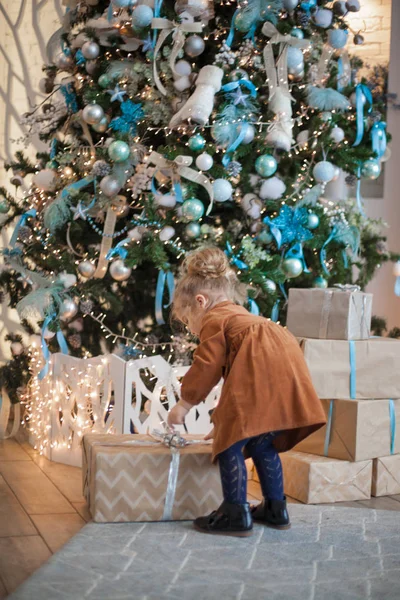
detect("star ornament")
[229,88,250,106]
[268,206,313,246]
[107,84,128,103]
[71,202,88,221]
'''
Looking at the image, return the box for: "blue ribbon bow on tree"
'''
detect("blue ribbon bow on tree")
[225,241,248,271]
[352,83,373,148]
[155,269,175,325]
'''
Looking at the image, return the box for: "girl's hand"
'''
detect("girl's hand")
[167,402,190,427]
[204,427,215,441]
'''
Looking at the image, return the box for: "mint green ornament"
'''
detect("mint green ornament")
[361,158,381,180]
[255,154,277,177]
[282,257,303,278]
[98,74,112,89]
[188,133,206,152]
[182,198,204,221]
[0,197,9,213]
[185,222,201,238]
[258,230,274,245]
[108,140,130,163]
[313,276,328,289]
[307,213,320,229]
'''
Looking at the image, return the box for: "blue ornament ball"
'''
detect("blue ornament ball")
[282,258,303,279]
[361,158,381,180]
[307,213,320,229]
[185,222,201,239]
[132,5,154,29]
[287,47,304,72]
[255,154,277,177]
[188,133,206,152]
[213,178,233,202]
[313,276,328,289]
[98,74,112,89]
[108,140,130,162]
[328,28,348,49]
[313,160,335,183]
[291,28,304,39]
[182,198,205,221]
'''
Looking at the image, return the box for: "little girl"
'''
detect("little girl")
[168,247,326,537]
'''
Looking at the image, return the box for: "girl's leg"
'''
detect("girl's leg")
[217,438,249,504]
[246,433,284,501]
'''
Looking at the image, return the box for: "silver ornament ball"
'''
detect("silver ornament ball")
[59,299,79,321]
[82,104,105,125]
[264,278,277,293]
[82,41,100,60]
[110,260,132,281]
[100,175,121,197]
[78,261,96,278]
[185,222,201,239]
[184,35,205,57]
[85,60,97,75]
[282,258,303,279]
[55,53,73,70]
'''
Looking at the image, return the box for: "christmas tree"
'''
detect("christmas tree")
[0,0,397,403]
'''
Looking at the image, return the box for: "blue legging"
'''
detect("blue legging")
[218,433,284,504]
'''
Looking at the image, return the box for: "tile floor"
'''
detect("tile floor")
[1,437,400,598]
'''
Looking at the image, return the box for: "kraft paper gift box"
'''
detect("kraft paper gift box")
[372,456,400,497]
[279,451,372,504]
[82,434,223,523]
[287,287,372,340]
[298,337,400,400]
[294,399,400,462]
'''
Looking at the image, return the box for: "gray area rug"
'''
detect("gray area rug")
[10,504,400,600]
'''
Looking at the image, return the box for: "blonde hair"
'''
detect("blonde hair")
[172,246,247,324]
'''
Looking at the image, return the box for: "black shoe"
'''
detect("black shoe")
[251,497,291,530]
[194,501,253,537]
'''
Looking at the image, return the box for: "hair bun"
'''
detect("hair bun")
[185,247,230,280]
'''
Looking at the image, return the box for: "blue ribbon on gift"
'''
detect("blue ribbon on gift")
[248,298,260,315]
[9,209,37,248]
[155,269,175,325]
[285,242,310,274]
[349,340,356,399]
[271,299,280,322]
[371,121,387,159]
[225,241,248,271]
[389,399,396,455]
[352,84,373,148]
[323,399,334,456]
[106,237,130,261]
[38,313,69,381]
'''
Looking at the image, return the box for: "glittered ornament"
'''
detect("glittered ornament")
[156,193,177,209]
[213,179,233,202]
[195,153,213,171]
[110,259,132,281]
[229,69,249,81]
[92,116,109,133]
[185,222,201,238]
[313,160,335,183]
[108,140,130,162]
[361,158,381,180]
[55,52,73,70]
[59,298,78,321]
[184,35,205,57]
[80,299,94,314]
[132,5,154,28]
[82,104,105,125]
[92,160,111,178]
[33,169,57,191]
[98,74,112,88]
[159,226,176,241]
[313,276,328,289]
[188,133,206,152]
[259,176,286,200]
[82,41,100,60]
[255,154,277,178]
[330,126,345,143]
[307,213,320,229]
[182,198,205,221]
[128,226,145,241]
[0,197,9,213]
[100,175,121,197]
[78,261,96,278]
[282,257,303,278]
[291,28,304,39]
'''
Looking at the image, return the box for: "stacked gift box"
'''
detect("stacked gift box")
[254,286,400,504]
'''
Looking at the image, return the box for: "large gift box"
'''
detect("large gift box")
[298,337,400,399]
[83,434,223,523]
[295,399,400,462]
[287,287,372,340]
[372,455,400,497]
[279,451,372,504]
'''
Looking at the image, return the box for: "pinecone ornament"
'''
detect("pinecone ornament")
[345,174,358,186]
[80,299,94,314]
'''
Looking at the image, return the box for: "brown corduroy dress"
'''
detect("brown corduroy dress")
[181,301,326,462]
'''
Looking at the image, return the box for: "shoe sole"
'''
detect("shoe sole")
[193,524,253,537]
[253,519,291,530]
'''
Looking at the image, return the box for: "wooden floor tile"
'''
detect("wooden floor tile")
[0,475,37,537]
[31,454,85,504]
[30,513,86,553]
[0,536,51,594]
[0,439,30,462]
[0,461,75,515]
[16,440,37,458]
[0,577,7,600]
[72,502,92,522]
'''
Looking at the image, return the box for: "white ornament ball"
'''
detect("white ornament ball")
[156,194,177,209]
[78,261,96,278]
[33,169,57,191]
[314,8,333,28]
[173,76,192,92]
[259,176,286,200]
[174,60,192,77]
[196,153,213,171]
[82,104,104,125]
[241,194,262,219]
[100,175,121,197]
[43,327,56,340]
[393,261,400,277]
[159,226,176,242]
[184,35,205,57]
[81,41,100,60]
[213,179,233,202]
[11,342,24,356]
[287,47,304,73]
[313,161,336,183]
[330,126,345,143]
[296,130,309,148]
[58,272,77,288]
[237,123,255,145]
[59,298,79,321]
[110,260,132,281]
[128,227,145,241]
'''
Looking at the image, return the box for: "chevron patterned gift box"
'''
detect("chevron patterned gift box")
[82,434,223,523]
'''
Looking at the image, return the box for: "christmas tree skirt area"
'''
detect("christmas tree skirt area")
[8,505,400,600]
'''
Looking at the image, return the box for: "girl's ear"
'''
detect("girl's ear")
[195,294,209,309]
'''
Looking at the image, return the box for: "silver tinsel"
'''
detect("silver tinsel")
[68,333,82,349]
[92,160,111,177]
[226,161,242,177]
[80,299,94,314]
[345,174,358,186]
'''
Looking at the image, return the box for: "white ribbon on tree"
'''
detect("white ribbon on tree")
[151,18,203,96]
[93,206,118,279]
[316,45,351,88]
[262,22,311,101]
[147,151,214,215]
